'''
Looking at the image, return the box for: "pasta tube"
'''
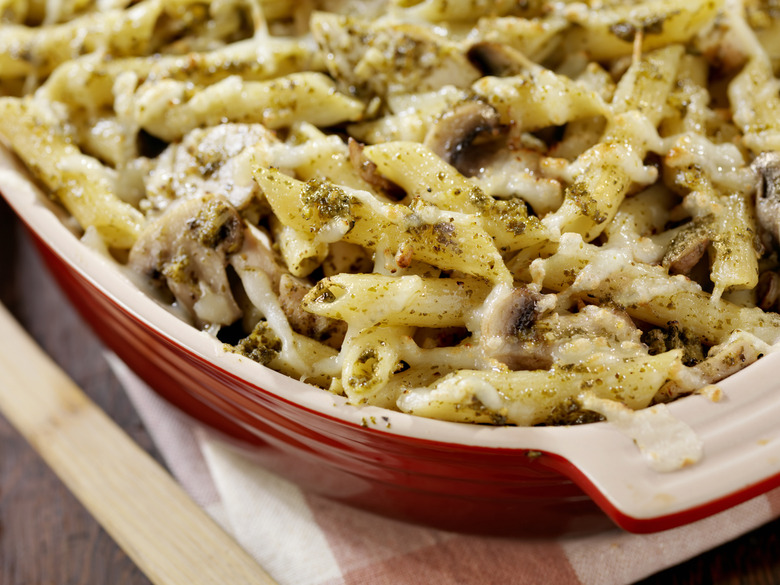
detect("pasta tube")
[302,274,491,329]
[252,166,512,284]
[528,234,780,346]
[0,97,144,248]
[363,142,551,252]
[398,351,683,425]
[135,73,366,142]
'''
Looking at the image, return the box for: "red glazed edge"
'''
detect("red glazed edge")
[540,450,780,534]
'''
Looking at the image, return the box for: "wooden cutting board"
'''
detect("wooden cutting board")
[0,298,278,585]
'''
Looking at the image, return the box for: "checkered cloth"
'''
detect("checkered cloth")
[109,355,780,585]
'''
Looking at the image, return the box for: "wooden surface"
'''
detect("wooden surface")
[1,197,780,583]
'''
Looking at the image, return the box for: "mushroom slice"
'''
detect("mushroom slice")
[129,194,244,328]
[423,101,502,174]
[144,123,279,213]
[482,286,540,338]
[758,270,780,311]
[656,330,770,402]
[661,217,712,276]
[753,151,780,244]
[466,41,530,77]
[278,274,347,349]
[347,138,405,200]
[480,286,551,369]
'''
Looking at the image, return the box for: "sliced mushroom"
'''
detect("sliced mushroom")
[278,274,347,349]
[466,41,531,77]
[757,270,780,311]
[661,218,712,276]
[233,222,287,288]
[144,123,278,213]
[347,138,405,200]
[695,332,762,384]
[423,101,502,174]
[753,151,780,244]
[480,286,552,369]
[128,194,244,328]
[483,286,540,338]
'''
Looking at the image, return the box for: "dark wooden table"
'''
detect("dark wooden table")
[2,199,780,584]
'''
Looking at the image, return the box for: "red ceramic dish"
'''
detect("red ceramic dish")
[4,145,780,536]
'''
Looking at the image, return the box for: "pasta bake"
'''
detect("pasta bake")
[2,0,780,430]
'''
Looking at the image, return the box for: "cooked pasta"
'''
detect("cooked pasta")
[2,0,780,435]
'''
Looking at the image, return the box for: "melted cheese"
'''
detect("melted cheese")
[580,393,704,472]
[231,225,308,375]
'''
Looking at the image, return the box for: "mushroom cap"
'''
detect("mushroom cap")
[479,286,552,370]
[752,151,780,245]
[128,194,244,327]
[423,100,502,173]
[466,41,530,77]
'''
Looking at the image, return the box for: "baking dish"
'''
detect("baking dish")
[3,144,780,537]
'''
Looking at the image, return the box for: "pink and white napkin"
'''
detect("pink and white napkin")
[108,355,780,585]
